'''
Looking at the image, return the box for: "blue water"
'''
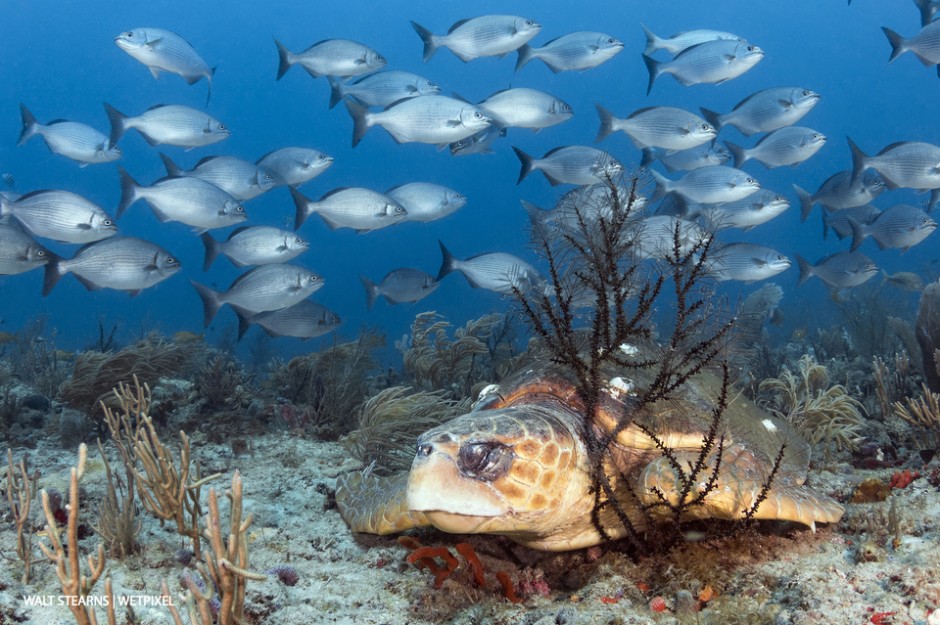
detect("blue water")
[0,0,934,360]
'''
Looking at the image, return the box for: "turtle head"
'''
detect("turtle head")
[406,404,589,543]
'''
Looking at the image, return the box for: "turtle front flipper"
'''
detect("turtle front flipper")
[336,471,431,535]
[638,448,844,530]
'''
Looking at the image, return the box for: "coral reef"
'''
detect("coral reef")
[916,281,940,391]
[396,311,526,399]
[341,386,469,474]
[759,354,867,458]
[268,329,384,439]
[58,333,198,417]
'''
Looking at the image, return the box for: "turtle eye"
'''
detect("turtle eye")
[459,441,513,481]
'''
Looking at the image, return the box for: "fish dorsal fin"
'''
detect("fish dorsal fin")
[14,190,52,202]
[878,141,911,155]
[146,104,169,111]
[448,19,472,33]
[542,146,570,158]
[48,118,70,125]
[228,226,251,239]
[628,106,659,118]
[319,187,353,201]
[195,155,222,168]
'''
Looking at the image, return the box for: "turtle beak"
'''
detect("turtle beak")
[407,439,509,526]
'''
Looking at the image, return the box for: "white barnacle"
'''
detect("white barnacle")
[761,418,777,432]
[473,383,501,408]
[606,376,635,400]
[619,343,639,356]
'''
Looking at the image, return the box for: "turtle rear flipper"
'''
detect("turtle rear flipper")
[638,450,844,530]
[336,471,431,535]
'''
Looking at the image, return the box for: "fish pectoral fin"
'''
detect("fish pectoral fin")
[149,67,161,80]
[722,54,736,62]
[751,258,768,266]
[127,290,142,298]
[778,99,793,109]
[445,119,462,127]
[76,223,92,230]
[145,37,163,49]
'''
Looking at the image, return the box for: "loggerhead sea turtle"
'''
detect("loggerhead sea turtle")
[335,365,844,551]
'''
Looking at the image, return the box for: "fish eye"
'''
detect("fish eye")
[265,174,274,181]
[746,178,755,183]
[124,31,134,37]
[36,250,46,257]
[525,20,533,26]
[428,81,437,88]
[802,90,811,96]
[104,218,114,226]
[376,54,386,62]
[236,205,245,213]
[607,37,615,44]
[218,123,226,130]
[702,123,710,130]
[168,257,178,264]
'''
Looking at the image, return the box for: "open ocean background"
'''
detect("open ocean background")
[0,0,935,362]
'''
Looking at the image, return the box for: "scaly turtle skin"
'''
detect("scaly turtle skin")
[336,367,844,551]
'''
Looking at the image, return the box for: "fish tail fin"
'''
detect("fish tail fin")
[346,100,371,148]
[41,251,64,297]
[594,103,617,143]
[520,199,546,225]
[200,232,220,271]
[821,211,830,240]
[359,275,380,309]
[117,166,141,218]
[881,27,907,63]
[290,186,312,230]
[846,136,868,184]
[191,280,223,328]
[328,76,345,109]
[158,152,182,177]
[205,67,216,107]
[649,169,669,202]
[794,184,813,222]
[726,141,747,168]
[17,104,38,146]
[640,23,661,56]
[103,102,128,148]
[410,21,438,62]
[436,240,457,281]
[795,254,813,287]
[642,54,661,96]
[847,217,866,252]
[512,146,536,185]
[515,44,534,72]
[639,147,658,169]
[274,38,293,80]
[699,107,723,132]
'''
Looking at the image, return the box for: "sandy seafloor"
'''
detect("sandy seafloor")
[2,392,940,625]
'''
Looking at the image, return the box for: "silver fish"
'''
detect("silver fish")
[707,243,791,282]
[849,138,940,190]
[727,127,826,169]
[700,86,821,136]
[476,88,573,131]
[114,28,214,101]
[18,105,120,166]
[386,182,467,222]
[523,186,646,234]
[883,21,940,66]
[347,96,490,147]
[684,189,790,231]
[159,154,277,201]
[794,170,886,221]
[628,216,710,260]
[643,40,764,94]
[275,38,386,80]
[105,103,229,150]
[882,270,924,291]
[0,190,117,243]
[234,300,340,341]
[796,251,878,288]
[328,71,440,109]
[437,241,544,295]
[641,25,746,55]
[200,226,309,270]
[257,147,334,187]
[0,223,50,275]
[449,126,507,156]
[515,31,623,73]
[640,142,731,172]
[411,16,541,62]
[118,168,247,232]
[849,204,937,251]
[650,166,760,204]
[595,105,715,150]
[291,186,406,232]
[360,268,440,308]
[513,145,623,186]
[822,204,882,240]
[43,237,180,296]
[191,264,324,326]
